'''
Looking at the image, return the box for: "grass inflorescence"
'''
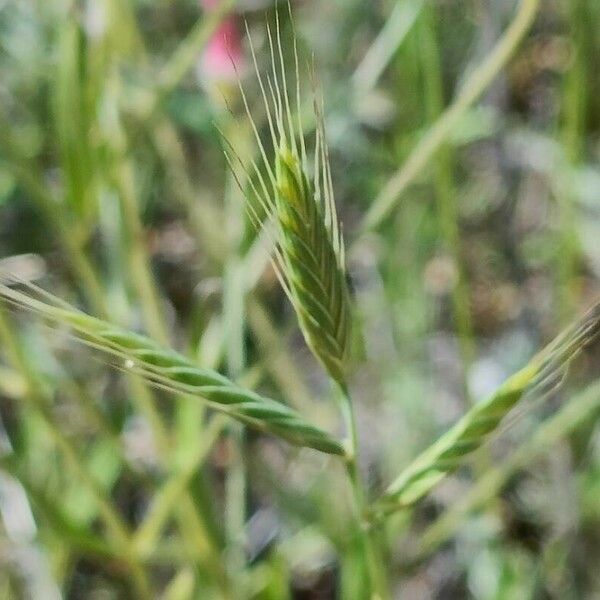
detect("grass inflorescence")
[0,280,345,456]
[372,301,600,519]
[223,11,352,386]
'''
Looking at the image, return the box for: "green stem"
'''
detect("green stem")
[126,348,231,592]
[556,0,587,322]
[0,127,108,318]
[133,415,227,556]
[418,4,475,390]
[339,386,389,600]
[142,0,238,119]
[113,159,170,346]
[223,124,249,591]
[352,0,425,94]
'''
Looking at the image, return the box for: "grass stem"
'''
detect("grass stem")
[556,0,588,322]
[418,4,475,394]
[339,386,389,600]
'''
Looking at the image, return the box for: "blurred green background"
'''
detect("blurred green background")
[1,0,600,598]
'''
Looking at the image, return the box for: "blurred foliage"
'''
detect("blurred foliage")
[1,0,600,598]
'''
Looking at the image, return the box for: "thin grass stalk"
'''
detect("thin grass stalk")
[352,0,425,95]
[371,301,600,519]
[125,379,226,593]
[556,0,587,322]
[111,148,170,346]
[132,417,230,596]
[146,119,222,551]
[246,298,316,412]
[338,387,389,600]
[133,415,227,557]
[0,127,108,317]
[150,118,227,262]
[163,569,196,600]
[61,377,121,445]
[173,490,230,593]
[418,5,475,386]
[362,0,541,230]
[141,0,238,118]
[0,476,117,563]
[53,14,95,223]
[223,136,249,588]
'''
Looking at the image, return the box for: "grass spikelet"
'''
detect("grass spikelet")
[223,8,352,386]
[371,301,600,519]
[0,281,345,456]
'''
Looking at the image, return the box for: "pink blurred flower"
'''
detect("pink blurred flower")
[199,0,244,82]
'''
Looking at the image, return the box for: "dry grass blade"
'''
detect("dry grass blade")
[0,281,345,457]
[371,301,600,519]
[223,9,352,386]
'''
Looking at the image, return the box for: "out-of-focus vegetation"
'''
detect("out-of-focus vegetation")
[1,0,600,598]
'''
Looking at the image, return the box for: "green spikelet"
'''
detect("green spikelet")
[273,146,352,384]
[0,282,345,456]
[371,301,600,519]
[224,13,352,386]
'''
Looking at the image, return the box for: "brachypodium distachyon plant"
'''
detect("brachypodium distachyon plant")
[219,6,384,592]
[1,4,600,598]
